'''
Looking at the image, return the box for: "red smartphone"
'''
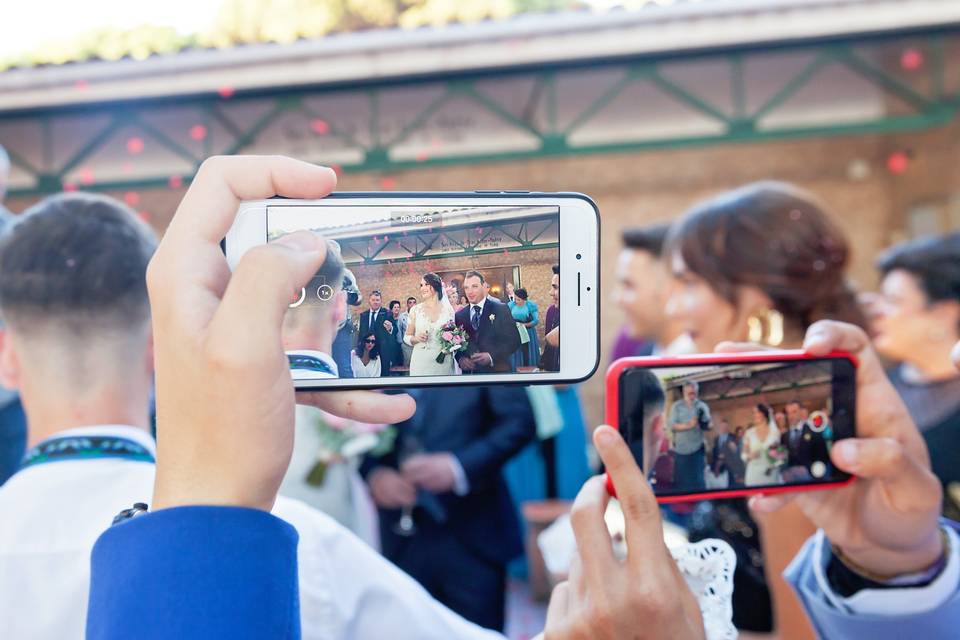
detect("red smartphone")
[604,350,857,503]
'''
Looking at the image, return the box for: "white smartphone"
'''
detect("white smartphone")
[225,192,600,389]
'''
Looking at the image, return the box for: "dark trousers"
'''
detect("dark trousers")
[674,447,706,491]
[383,522,507,632]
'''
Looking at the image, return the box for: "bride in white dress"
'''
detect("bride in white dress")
[741,403,783,486]
[405,272,456,376]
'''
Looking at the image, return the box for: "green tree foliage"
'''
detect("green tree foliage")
[0,0,586,70]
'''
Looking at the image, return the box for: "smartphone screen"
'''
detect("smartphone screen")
[240,196,598,387]
[617,356,855,497]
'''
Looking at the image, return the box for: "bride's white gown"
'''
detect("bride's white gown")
[408,302,456,376]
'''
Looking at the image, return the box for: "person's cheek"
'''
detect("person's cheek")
[952,339,960,371]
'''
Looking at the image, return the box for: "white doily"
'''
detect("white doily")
[670,538,738,640]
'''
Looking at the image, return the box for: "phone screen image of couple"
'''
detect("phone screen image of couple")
[270,204,561,380]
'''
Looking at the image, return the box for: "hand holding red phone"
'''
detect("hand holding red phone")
[727,321,944,579]
[545,425,704,640]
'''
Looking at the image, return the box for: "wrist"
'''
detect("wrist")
[152,481,275,513]
[836,528,945,579]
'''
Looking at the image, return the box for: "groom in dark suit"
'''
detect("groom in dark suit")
[454,271,521,374]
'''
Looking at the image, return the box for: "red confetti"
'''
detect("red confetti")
[126,137,144,155]
[189,125,208,141]
[168,175,183,189]
[900,48,924,71]
[218,86,235,99]
[63,181,78,192]
[74,80,89,92]
[380,177,397,190]
[79,168,95,185]
[310,119,330,135]
[886,151,909,174]
[138,211,152,223]
[124,192,140,206]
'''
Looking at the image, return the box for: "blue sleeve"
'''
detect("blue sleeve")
[529,302,539,326]
[785,524,960,640]
[87,506,301,640]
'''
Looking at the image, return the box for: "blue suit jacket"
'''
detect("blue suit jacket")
[362,386,536,565]
[87,506,301,640]
[786,519,960,639]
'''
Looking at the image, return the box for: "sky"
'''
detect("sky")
[0,1,221,57]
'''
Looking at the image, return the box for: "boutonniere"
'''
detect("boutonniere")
[488,313,496,323]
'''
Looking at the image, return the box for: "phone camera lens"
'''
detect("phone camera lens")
[586,286,591,292]
[576,253,582,260]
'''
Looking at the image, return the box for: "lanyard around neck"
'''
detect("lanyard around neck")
[21,434,154,470]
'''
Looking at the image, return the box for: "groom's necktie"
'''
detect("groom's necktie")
[471,305,481,331]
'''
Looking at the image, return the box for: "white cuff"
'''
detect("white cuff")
[403,335,413,346]
[446,454,470,496]
[812,525,960,617]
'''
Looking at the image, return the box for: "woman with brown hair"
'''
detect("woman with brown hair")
[663,181,866,639]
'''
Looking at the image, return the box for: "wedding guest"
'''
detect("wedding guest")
[362,387,536,631]
[359,290,398,376]
[399,296,417,366]
[0,187,493,640]
[712,418,745,488]
[612,223,692,358]
[664,180,868,638]
[870,232,960,518]
[508,287,539,368]
[618,368,666,479]
[541,265,560,371]
[447,285,464,312]
[0,145,25,487]
[775,410,789,435]
[351,331,383,378]
[666,381,710,490]
[331,267,362,379]
[505,281,516,303]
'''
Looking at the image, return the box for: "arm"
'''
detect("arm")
[372,357,381,377]
[488,305,522,364]
[87,507,301,640]
[453,387,536,488]
[526,302,539,328]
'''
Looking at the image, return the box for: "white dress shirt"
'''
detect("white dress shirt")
[0,424,502,640]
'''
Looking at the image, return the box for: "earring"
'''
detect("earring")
[747,308,784,346]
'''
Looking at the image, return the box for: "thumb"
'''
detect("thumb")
[211,231,326,346]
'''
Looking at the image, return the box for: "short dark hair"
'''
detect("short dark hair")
[876,232,960,304]
[370,290,382,298]
[552,264,559,276]
[389,300,401,310]
[622,223,670,256]
[0,193,156,335]
[514,287,528,300]
[464,270,485,284]
[406,296,417,304]
[622,369,666,443]
[357,331,381,359]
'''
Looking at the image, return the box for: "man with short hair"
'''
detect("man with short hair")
[454,271,519,374]
[0,191,499,640]
[612,223,692,358]
[667,380,711,491]
[781,400,830,483]
[359,290,398,376]
[619,368,666,480]
[711,418,745,488]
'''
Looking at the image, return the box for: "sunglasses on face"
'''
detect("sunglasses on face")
[365,339,376,344]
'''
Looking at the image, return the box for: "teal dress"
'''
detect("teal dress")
[508,300,540,369]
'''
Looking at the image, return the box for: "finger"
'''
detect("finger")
[593,425,663,562]
[298,390,416,425]
[545,582,571,633]
[568,475,616,589]
[207,231,326,347]
[831,437,939,501]
[165,156,337,246]
[802,320,885,386]
[748,493,795,514]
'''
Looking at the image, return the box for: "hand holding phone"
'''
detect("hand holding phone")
[744,321,944,579]
[606,349,858,503]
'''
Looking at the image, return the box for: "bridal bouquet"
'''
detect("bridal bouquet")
[764,443,788,475]
[436,320,470,364]
[305,412,396,486]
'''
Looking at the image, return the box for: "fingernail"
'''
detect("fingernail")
[595,425,617,447]
[833,440,858,468]
[275,231,321,253]
[803,331,826,350]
